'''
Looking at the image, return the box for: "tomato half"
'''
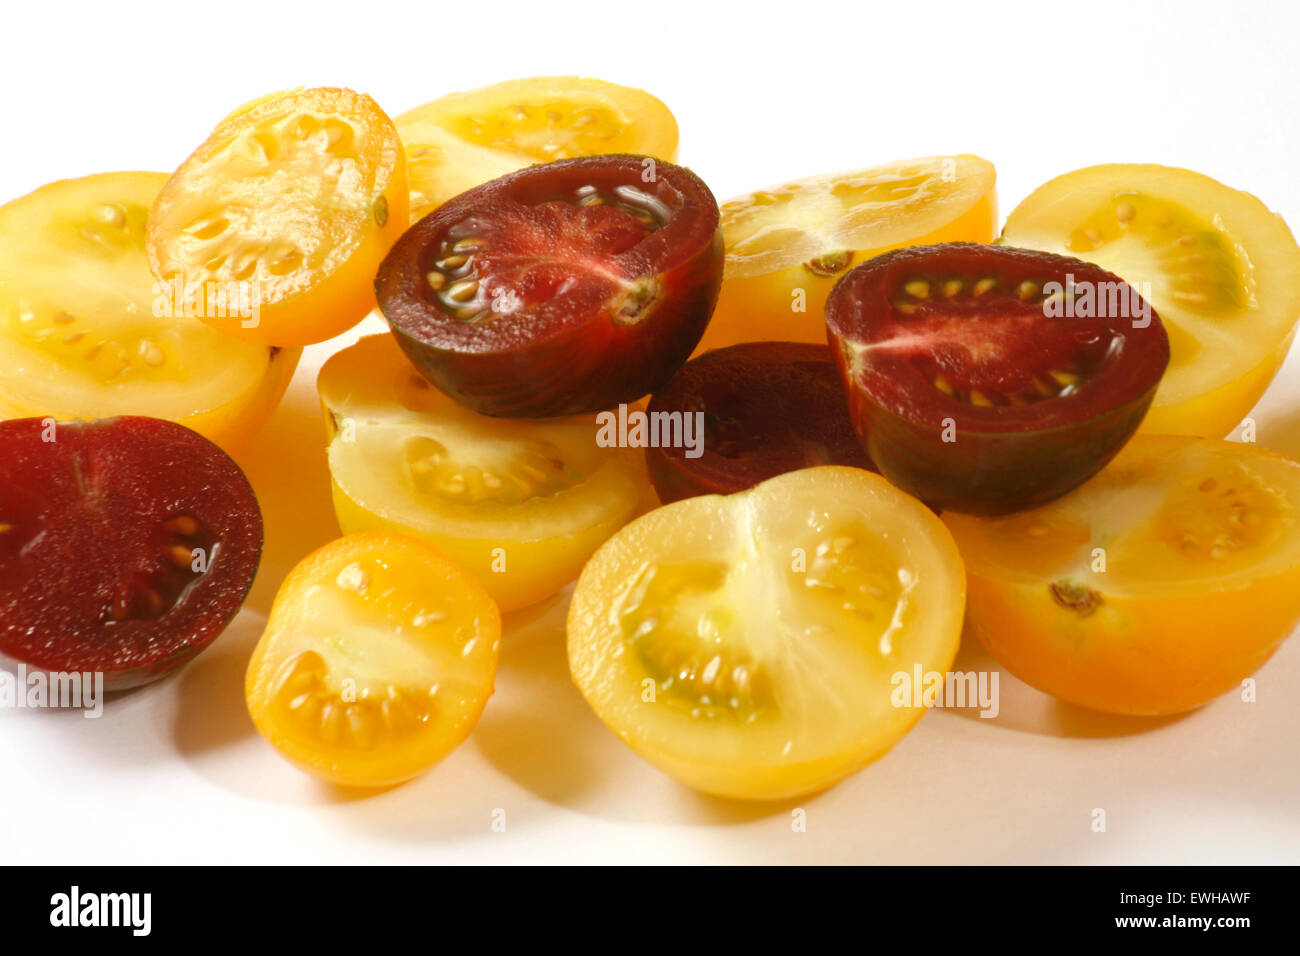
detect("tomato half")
[397,76,679,222]
[147,88,408,347]
[376,154,722,418]
[943,435,1300,715]
[568,466,965,800]
[1002,164,1300,438]
[318,334,650,612]
[825,242,1170,514]
[246,531,501,787]
[694,155,997,355]
[645,342,874,503]
[0,416,263,690]
[0,172,298,451]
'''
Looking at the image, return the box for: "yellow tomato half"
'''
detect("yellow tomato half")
[694,155,997,354]
[569,466,966,800]
[246,532,501,787]
[396,76,679,222]
[1002,164,1300,438]
[147,88,408,347]
[0,172,297,451]
[943,435,1300,715]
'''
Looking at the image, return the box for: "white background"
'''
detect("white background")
[2,0,1299,864]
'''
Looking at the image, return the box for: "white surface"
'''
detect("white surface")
[3,0,1299,864]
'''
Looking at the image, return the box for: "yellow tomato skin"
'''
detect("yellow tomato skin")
[962,566,1300,716]
[165,345,300,451]
[317,335,650,613]
[695,177,997,355]
[328,476,645,614]
[1138,327,1296,438]
[944,436,1300,716]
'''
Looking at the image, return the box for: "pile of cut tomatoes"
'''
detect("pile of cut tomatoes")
[3,78,1299,800]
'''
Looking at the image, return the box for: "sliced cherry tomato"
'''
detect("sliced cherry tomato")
[646,342,874,503]
[397,76,679,222]
[568,466,965,800]
[825,242,1170,514]
[0,172,299,451]
[245,531,500,787]
[147,88,408,347]
[1002,164,1300,438]
[376,155,722,417]
[318,334,650,612]
[694,155,997,355]
[943,435,1300,715]
[0,416,262,690]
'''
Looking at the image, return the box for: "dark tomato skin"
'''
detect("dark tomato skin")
[376,155,723,418]
[0,416,263,690]
[646,342,875,503]
[825,243,1170,515]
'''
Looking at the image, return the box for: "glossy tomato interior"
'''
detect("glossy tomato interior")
[377,154,723,417]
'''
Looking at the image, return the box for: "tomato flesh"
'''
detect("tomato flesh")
[148,87,408,347]
[826,242,1170,514]
[568,466,966,800]
[0,172,298,451]
[0,417,262,689]
[377,154,723,418]
[245,531,500,787]
[318,334,650,611]
[1002,164,1300,438]
[397,76,680,222]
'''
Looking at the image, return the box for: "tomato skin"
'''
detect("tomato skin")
[645,342,874,503]
[377,155,723,418]
[943,436,1300,715]
[826,242,1170,515]
[961,567,1300,716]
[856,386,1155,516]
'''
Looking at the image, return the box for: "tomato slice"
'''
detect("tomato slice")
[396,76,679,222]
[147,88,408,347]
[376,155,723,417]
[646,342,874,503]
[246,531,500,787]
[568,466,965,800]
[694,155,997,355]
[0,416,263,690]
[1002,164,1300,438]
[0,172,298,451]
[943,435,1300,715]
[825,242,1170,514]
[318,334,650,612]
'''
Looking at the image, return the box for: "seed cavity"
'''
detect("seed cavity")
[804,250,854,277]
[336,562,371,594]
[1049,580,1103,618]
